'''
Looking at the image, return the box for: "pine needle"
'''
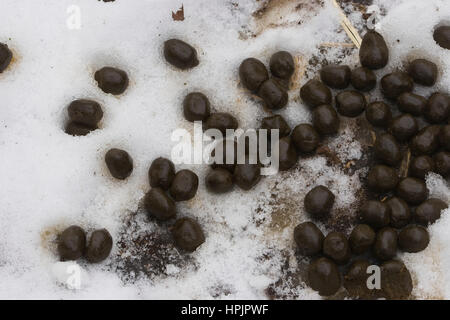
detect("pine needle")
[400,149,411,178]
[319,42,356,48]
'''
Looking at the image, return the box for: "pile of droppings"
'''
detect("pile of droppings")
[0,0,449,300]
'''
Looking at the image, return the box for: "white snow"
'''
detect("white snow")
[0,0,449,299]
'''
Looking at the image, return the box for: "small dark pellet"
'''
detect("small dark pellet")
[58,226,86,261]
[312,104,340,136]
[440,125,450,151]
[149,157,176,190]
[365,101,391,128]
[94,67,129,95]
[410,155,435,179]
[164,39,199,70]
[85,229,113,263]
[308,257,342,296]
[183,92,211,122]
[359,31,389,70]
[344,260,378,299]
[408,59,438,86]
[65,122,97,136]
[433,26,450,50]
[397,92,427,116]
[374,227,398,261]
[360,200,391,229]
[335,90,367,117]
[233,163,261,191]
[386,197,411,229]
[172,217,205,252]
[398,225,429,253]
[323,231,351,265]
[367,165,399,193]
[410,125,441,155]
[389,113,418,142]
[277,136,298,171]
[300,79,332,108]
[374,133,401,166]
[257,78,288,110]
[380,260,412,300]
[434,151,450,177]
[414,198,448,225]
[68,99,103,127]
[425,93,450,124]
[169,170,199,201]
[269,51,295,80]
[204,113,238,137]
[205,168,234,194]
[293,222,324,256]
[320,64,351,89]
[351,67,376,91]
[396,177,428,205]
[210,139,238,173]
[380,71,413,100]
[304,185,335,218]
[261,115,291,138]
[291,124,320,154]
[0,43,12,73]
[105,148,133,180]
[144,187,176,221]
[349,224,376,255]
[239,58,269,92]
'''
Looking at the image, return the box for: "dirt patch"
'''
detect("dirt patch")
[112,211,195,283]
[264,249,309,299]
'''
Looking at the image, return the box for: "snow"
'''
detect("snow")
[0,0,449,299]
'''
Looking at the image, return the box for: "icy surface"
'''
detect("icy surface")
[0,0,449,299]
